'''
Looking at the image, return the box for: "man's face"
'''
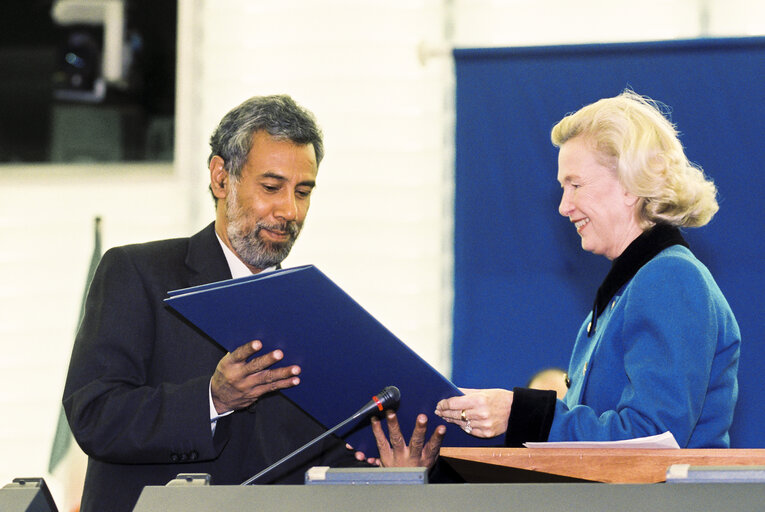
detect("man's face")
[219,130,317,272]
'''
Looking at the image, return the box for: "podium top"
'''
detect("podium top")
[439,447,765,483]
[132,482,765,512]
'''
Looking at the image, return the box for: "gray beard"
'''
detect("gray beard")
[225,188,301,270]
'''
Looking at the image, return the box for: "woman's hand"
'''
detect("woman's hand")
[434,388,514,438]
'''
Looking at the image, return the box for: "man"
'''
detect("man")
[63,95,444,512]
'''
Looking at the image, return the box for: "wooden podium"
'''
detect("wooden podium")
[440,447,765,483]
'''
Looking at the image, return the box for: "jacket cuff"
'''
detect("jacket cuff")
[504,387,557,447]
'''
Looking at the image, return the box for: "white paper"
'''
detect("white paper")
[524,431,680,449]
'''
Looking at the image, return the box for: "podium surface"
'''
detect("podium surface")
[133,482,765,512]
[440,447,765,483]
[133,449,765,510]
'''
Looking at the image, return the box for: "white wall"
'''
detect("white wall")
[0,163,184,505]
[178,0,456,374]
[1,0,764,509]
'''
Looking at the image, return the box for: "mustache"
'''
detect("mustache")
[255,221,300,238]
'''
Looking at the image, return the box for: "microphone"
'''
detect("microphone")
[353,385,401,420]
[241,386,401,485]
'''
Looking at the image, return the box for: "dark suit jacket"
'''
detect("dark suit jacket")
[63,223,362,512]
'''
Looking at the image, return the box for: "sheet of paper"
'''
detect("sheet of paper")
[524,430,680,449]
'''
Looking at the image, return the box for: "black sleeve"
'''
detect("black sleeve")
[504,387,557,447]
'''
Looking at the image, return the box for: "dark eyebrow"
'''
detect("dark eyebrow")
[260,172,315,188]
[260,172,287,182]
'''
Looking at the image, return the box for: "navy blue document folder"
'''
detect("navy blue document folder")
[165,265,499,456]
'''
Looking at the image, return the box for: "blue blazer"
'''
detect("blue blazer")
[549,245,740,447]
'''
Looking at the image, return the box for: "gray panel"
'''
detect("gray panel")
[133,483,765,512]
[0,478,58,512]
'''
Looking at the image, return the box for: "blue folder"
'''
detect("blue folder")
[165,264,500,456]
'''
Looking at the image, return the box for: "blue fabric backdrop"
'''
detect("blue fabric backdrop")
[452,37,765,448]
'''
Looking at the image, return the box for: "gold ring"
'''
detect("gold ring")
[460,409,467,422]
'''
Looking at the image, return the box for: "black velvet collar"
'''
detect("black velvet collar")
[587,224,689,337]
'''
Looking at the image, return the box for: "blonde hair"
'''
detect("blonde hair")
[551,90,718,229]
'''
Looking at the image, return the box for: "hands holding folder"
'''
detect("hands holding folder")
[166,264,499,459]
[211,340,301,414]
[210,336,446,470]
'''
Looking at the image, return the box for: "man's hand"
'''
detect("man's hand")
[346,444,380,466]
[211,340,301,414]
[370,410,445,469]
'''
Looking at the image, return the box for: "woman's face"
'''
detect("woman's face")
[557,136,643,260]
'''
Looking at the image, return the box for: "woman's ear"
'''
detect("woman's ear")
[623,189,640,208]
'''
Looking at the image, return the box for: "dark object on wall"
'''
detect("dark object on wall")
[53,25,105,101]
[0,0,176,163]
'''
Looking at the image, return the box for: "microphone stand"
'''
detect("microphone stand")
[241,387,398,485]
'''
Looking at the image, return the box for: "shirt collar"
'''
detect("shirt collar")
[588,223,689,337]
[215,232,275,279]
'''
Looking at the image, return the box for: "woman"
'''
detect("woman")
[436,90,740,448]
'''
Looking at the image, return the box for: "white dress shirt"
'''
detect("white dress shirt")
[208,231,276,434]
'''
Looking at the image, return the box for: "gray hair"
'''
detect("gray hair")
[208,94,324,182]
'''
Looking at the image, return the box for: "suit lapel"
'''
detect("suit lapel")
[185,222,232,287]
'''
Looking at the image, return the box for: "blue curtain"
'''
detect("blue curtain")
[453,37,765,447]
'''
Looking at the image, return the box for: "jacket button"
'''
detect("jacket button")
[170,453,180,462]
[189,451,199,461]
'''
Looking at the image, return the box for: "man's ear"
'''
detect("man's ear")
[209,155,229,200]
